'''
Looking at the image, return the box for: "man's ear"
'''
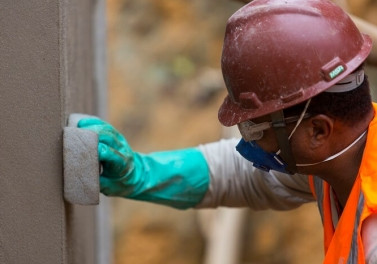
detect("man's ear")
[308,114,334,148]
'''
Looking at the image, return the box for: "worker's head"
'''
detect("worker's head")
[218,0,373,174]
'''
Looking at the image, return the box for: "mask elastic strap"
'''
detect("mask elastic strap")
[288,99,311,139]
[270,110,297,174]
[297,130,367,167]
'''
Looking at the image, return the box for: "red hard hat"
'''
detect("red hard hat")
[218,0,372,127]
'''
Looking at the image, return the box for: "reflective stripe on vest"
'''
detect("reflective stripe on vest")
[310,176,365,263]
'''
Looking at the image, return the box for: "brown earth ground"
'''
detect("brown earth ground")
[105,0,377,263]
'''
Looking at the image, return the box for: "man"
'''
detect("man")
[78,0,376,263]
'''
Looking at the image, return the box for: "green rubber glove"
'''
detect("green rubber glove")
[77,118,210,209]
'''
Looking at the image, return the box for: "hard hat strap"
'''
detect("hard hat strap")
[270,110,297,174]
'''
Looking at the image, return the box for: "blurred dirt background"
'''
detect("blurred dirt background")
[105,0,377,263]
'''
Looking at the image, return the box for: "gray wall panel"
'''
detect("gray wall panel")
[0,0,64,263]
[0,0,109,263]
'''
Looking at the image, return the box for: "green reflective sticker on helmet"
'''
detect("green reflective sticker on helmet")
[329,65,345,79]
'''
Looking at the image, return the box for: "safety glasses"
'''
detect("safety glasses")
[238,113,311,142]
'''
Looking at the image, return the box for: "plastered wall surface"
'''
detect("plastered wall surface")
[0,0,108,263]
[0,0,64,263]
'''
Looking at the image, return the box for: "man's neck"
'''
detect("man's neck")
[327,139,366,207]
[321,110,373,207]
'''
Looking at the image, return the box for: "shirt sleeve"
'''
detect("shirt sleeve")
[195,138,316,210]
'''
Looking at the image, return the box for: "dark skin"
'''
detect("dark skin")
[252,108,374,208]
[242,105,377,257]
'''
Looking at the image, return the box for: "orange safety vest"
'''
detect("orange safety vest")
[309,103,377,264]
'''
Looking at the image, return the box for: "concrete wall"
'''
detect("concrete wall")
[0,0,109,263]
